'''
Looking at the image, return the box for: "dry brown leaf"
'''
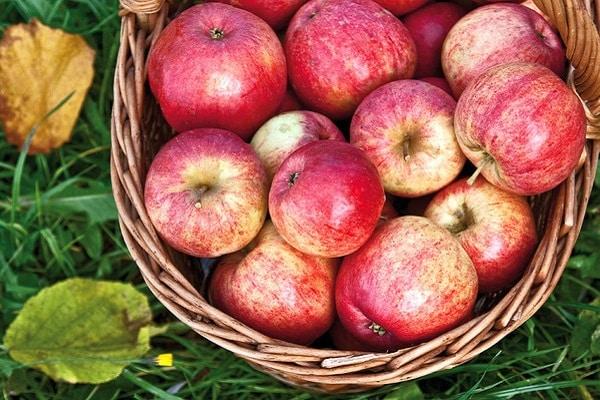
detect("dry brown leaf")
[0,19,95,154]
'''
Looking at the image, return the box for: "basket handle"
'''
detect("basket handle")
[120,0,164,14]
[534,0,600,107]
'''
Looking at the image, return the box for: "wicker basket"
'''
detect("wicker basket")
[111,0,600,393]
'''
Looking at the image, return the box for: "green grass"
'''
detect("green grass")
[0,0,599,398]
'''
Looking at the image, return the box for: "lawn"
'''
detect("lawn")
[0,0,599,399]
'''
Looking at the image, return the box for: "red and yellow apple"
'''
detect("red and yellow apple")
[425,177,537,293]
[148,3,287,139]
[209,222,337,345]
[402,2,467,77]
[455,62,586,195]
[351,80,465,197]
[144,128,268,257]
[336,216,478,351]
[269,141,385,257]
[285,0,416,119]
[251,111,344,180]
[442,3,565,96]
[210,0,307,30]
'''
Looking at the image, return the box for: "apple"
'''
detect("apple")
[209,222,337,345]
[144,128,268,258]
[148,3,287,140]
[455,62,586,196]
[402,2,467,78]
[336,216,478,351]
[285,0,417,120]
[425,177,537,293]
[330,320,373,351]
[269,141,385,257]
[351,79,465,197]
[373,0,429,15]
[420,77,453,97]
[277,90,303,113]
[251,111,344,180]
[522,0,552,25]
[441,3,565,96]
[210,0,307,30]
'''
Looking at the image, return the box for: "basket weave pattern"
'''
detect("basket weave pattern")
[111,0,600,392]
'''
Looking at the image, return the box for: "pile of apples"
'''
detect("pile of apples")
[143,0,586,351]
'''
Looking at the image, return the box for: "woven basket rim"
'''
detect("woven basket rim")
[111,0,600,393]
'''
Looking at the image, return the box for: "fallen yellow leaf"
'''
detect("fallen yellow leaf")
[0,19,95,153]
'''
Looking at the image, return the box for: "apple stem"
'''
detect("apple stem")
[467,155,491,186]
[193,185,209,209]
[369,322,386,336]
[402,138,411,161]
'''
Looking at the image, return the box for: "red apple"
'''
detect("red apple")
[402,2,467,78]
[455,62,586,196]
[285,0,417,120]
[277,90,303,113]
[210,0,307,29]
[330,320,373,351]
[251,111,344,180]
[373,0,429,15]
[522,0,552,25]
[420,77,453,97]
[269,141,385,257]
[209,222,337,345]
[441,3,565,96]
[336,216,478,351]
[351,80,465,197]
[144,128,268,257]
[425,177,537,293]
[148,3,287,140]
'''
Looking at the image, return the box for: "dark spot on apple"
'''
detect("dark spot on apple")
[448,203,475,234]
[209,28,225,40]
[309,10,318,19]
[288,172,300,187]
[369,322,386,336]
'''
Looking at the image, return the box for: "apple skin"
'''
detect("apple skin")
[144,128,268,258]
[285,0,417,120]
[402,2,467,78]
[269,141,385,257]
[251,111,344,180]
[351,80,465,198]
[425,177,537,293]
[420,77,453,97]
[210,0,307,30]
[330,320,374,351]
[455,62,586,196]
[521,0,552,25]
[441,3,565,97]
[209,222,337,345]
[277,90,303,113]
[147,3,287,140]
[336,216,478,351]
[373,0,429,16]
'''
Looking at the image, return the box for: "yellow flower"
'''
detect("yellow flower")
[154,353,173,367]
